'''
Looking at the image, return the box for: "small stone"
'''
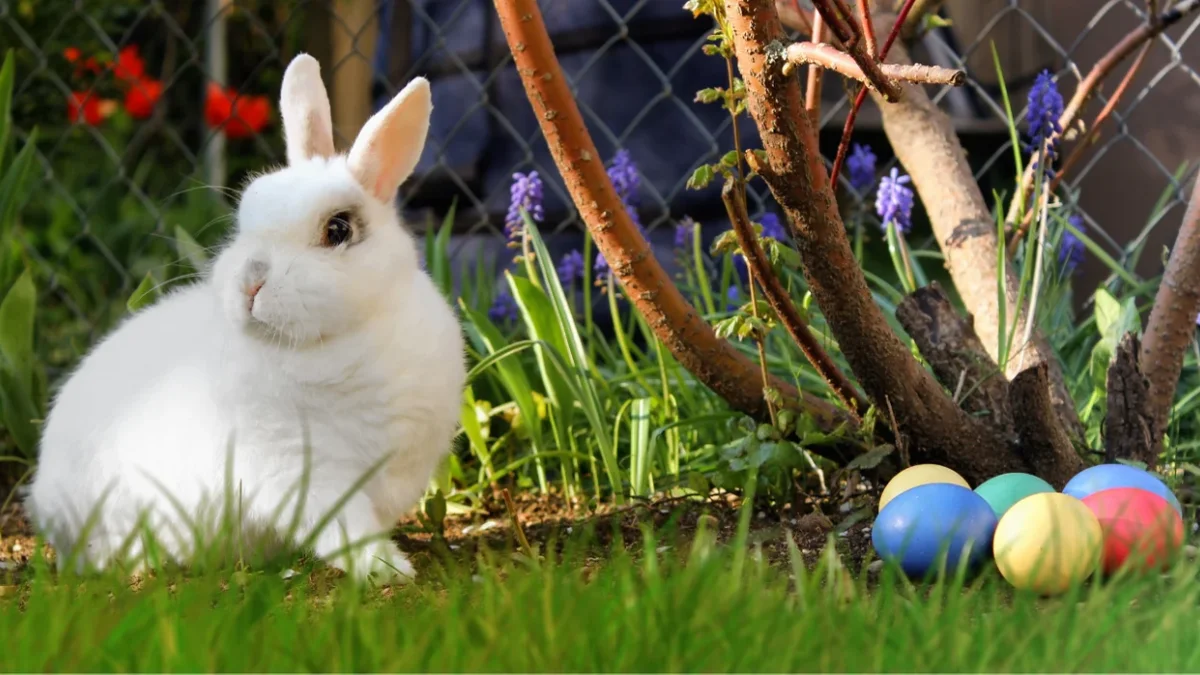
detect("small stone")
[279,568,298,580]
[697,514,720,532]
[839,502,852,513]
[1185,545,1198,560]
[867,560,885,576]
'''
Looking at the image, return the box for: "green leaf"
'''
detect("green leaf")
[523,217,623,503]
[719,151,739,168]
[1090,340,1113,393]
[0,128,38,236]
[845,444,894,471]
[694,87,724,104]
[174,225,209,271]
[0,364,38,457]
[127,271,160,313]
[0,50,14,160]
[430,199,457,301]
[0,268,35,371]
[687,164,715,191]
[1093,288,1121,343]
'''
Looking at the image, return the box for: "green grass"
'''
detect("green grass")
[5,528,1200,671]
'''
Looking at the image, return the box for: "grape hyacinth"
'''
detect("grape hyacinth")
[675,216,697,250]
[1060,214,1086,271]
[759,212,787,241]
[595,150,643,283]
[488,287,518,324]
[875,168,915,234]
[726,285,740,311]
[557,249,585,287]
[1025,70,1064,171]
[846,143,877,193]
[505,170,544,244]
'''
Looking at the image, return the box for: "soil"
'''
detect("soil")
[0,487,880,582]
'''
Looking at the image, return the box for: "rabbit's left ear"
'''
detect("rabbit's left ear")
[347,77,432,202]
[280,53,335,164]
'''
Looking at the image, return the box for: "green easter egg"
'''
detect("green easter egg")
[974,473,1055,517]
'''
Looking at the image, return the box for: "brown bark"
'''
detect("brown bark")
[783,42,964,87]
[721,179,870,418]
[724,0,1017,485]
[865,29,1084,443]
[492,0,861,461]
[1009,364,1086,489]
[896,284,1012,434]
[1106,332,1159,467]
[1141,175,1200,446]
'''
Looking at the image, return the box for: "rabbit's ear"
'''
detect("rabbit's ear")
[347,77,431,202]
[280,53,335,165]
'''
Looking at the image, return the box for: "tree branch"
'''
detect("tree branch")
[896,283,1013,434]
[896,0,944,39]
[1009,363,1086,489]
[811,0,902,101]
[492,0,861,460]
[724,0,1021,484]
[1141,174,1200,446]
[721,178,871,418]
[1107,332,1160,467]
[855,17,1085,443]
[1007,0,1200,228]
[783,41,964,87]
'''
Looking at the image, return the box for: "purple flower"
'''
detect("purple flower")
[726,285,740,311]
[557,249,585,287]
[608,149,642,229]
[1025,70,1064,169]
[875,167,915,234]
[505,171,545,243]
[1060,214,1086,271]
[675,216,697,249]
[846,143,877,192]
[488,287,519,324]
[759,212,786,241]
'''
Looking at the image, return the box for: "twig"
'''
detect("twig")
[812,0,903,101]
[858,0,877,57]
[1141,174,1200,446]
[810,0,858,45]
[501,488,536,559]
[1007,41,1151,254]
[829,0,918,186]
[1007,0,1200,229]
[492,0,863,459]
[784,41,965,87]
[804,11,827,119]
[725,0,1022,484]
[1009,364,1085,489]
[722,178,871,418]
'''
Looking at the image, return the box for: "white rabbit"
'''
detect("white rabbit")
[24,54,467,582]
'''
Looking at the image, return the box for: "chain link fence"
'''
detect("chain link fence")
[2,0,1198,370]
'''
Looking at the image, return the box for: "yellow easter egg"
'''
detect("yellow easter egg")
[993,492,1102,595]
[879,464,970,511]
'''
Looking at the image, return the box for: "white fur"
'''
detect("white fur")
[24,55,466,583]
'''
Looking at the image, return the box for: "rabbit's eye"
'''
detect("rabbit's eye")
[323,211,353,247]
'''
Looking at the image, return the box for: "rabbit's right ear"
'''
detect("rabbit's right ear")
[280,53,335,165]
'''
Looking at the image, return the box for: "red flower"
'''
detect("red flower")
[63,47,81,63]
[124,77,162,119]
[67,91,103,125]
[204,83,271,139]
[112,45,145,83]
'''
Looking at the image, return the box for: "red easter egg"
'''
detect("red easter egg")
[1081,487,1185,575]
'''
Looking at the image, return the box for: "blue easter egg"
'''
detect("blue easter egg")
[1063,463,1181,515]
[871,483,999,579]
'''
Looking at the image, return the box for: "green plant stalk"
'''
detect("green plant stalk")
[884,221,915,294]
[692,225,717,316]
[606,275,653,396]
[524,216,624,504]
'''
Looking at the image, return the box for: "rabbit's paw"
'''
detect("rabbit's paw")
[334,539,416,584]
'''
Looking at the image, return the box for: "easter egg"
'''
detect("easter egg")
[879,464,970,512]
[1081,487,1185,575]
[993,492,1102,595]
[871,483,998,579]
[974,473,1055,517]
[1063,463,1181,515]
